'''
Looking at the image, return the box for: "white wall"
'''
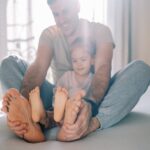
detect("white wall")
[131,0,150,65]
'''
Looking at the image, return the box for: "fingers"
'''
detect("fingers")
[7,119,28,137]
[8,119,28,131]
[75,100,82,107]
[61,124,86,141]
[57,101,92,141]
[73,105,80,114]
[1,106,8,113]
[73,90,86,102]
[61,102,92,141]
[74,101,91,128]
[72,100,81,112]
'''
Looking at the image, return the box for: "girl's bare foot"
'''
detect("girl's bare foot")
[54,87,68,122]
[57,90,85,141]
[2,88,45,143]
[29,87,46,123]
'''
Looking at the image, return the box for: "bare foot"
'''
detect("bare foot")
[29,87,46,123]
[54,87,68,122]
[63,90,85,124]
[57,90,85,141]
[2,88,45,143]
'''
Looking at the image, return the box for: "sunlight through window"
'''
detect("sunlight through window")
[7,0,107,61]
[79,0,107,23]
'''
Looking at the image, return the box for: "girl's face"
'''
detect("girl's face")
[71,47,93,76]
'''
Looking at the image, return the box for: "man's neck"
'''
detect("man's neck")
[65,19,81,46]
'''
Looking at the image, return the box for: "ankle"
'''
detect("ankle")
[92,117,101,129]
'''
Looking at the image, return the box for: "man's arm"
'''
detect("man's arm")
[21,42,53,99]
[60,39,113,141]
[89,42,113,104]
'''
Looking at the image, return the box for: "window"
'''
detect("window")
[7,0,107,62]
[79,0,107,23]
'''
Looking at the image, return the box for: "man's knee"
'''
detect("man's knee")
[1,55,18,70]
[0,55,28,92]
[131,60,150,71]
[0,55,28,73]
[126,60,150,77]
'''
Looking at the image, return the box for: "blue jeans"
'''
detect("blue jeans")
[0,55,150,129]
[0,55,54,110]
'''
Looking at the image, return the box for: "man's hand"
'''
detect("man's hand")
[7,119,28,138]
[60,100,92,141]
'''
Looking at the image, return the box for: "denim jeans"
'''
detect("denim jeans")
[0,55,54,110]
[0,55,150,129]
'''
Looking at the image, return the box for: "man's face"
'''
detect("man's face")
[49,0,80,36]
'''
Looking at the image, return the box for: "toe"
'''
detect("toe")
[73,105,80,113]
[30,88,34,95]
[57,87,61,92]
[8,88,20,96]
[35,86,40,92]
[1,106,8,113]
[62,88,68,96]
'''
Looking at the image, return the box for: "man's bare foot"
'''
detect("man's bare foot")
[57,90,85,141]
[2,88,45,143]
[29,87,46,123]
[54,87,68,122]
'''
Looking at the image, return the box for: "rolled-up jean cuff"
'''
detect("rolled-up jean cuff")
[95,114,105,130]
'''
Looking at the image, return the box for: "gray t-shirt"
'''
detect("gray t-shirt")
[39,19,115,83]
[56,71,93,97]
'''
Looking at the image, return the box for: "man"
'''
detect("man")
[0,0,150,142]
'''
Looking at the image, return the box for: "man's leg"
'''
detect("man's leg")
[97,60,150,129]
[0,55,28,92]
[0,55,55,141]
[0,55,54,109]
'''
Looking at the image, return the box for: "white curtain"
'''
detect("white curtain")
[107,0,150,74]
[79,0,107,23]
[0,0,8,62]
[107,0,131,74]
[79,0,133,74]
[130,0,150,65]
[0,0,8,99]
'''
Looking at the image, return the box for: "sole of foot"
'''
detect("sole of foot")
[29,86,46,123]
[54,87,68,122]
[4,88,45,143]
